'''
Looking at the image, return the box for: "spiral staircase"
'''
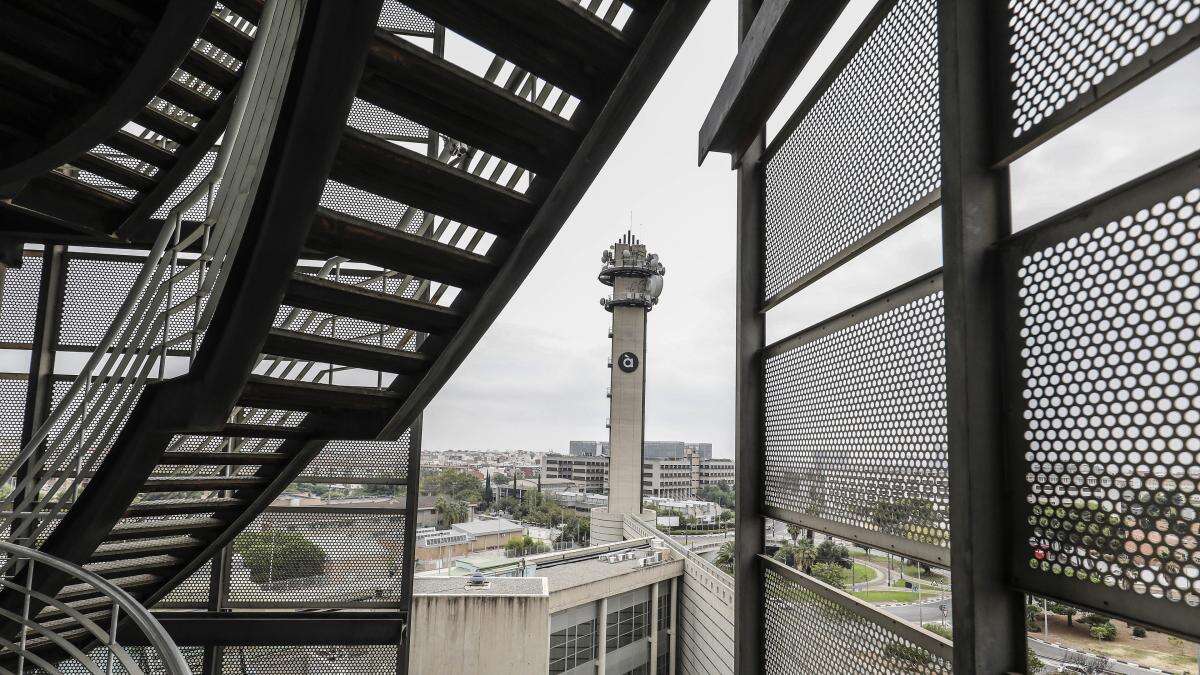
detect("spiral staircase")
[0,0,707,670]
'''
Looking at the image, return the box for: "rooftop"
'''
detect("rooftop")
[450,518,524,536]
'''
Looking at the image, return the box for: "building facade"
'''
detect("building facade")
[568,440,713,461]
[542,454,733,500]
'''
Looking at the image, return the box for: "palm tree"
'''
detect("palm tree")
[715,541,735,575]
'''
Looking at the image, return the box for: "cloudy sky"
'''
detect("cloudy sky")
[421,2,1200,457]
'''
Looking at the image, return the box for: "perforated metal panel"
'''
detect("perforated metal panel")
[762,561,951,674]
[763,273,949,563]
[219,645,400,674]
[47,646,206,675]
[761,0,939,305]
[156,557,214,609]
[225,507,407,608]
[377,1,435,36]
[300,436,411,484]
[348,98,427,141]
[320,180,420,231]
[151,150,218,221]
[1003,0,1200,153]
[1003,158,1200,635]
[59,254,144,351]
[0,376,27,467]
[0,252,42,347]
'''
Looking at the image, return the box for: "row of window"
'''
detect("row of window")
[549,619,596,673]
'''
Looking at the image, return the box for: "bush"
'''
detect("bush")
[1089,622,1117,641]
[1026,647,1044,673]
[233,529,326,584]
[1081,613,1111,627]
[883,642,932,670]
[810,562,848,589]
[1131,626,1147,638]
[922,623,952,640]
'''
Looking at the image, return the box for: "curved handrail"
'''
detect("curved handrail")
[0,540,189,675]
[623,513,734,589]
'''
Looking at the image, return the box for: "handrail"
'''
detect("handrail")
[623,513,733,589]
[0,0,296,547]
[0,540,190,675]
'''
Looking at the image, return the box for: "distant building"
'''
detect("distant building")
[568,440,714,460]
[495,477,578,502]
[542,453,733,499]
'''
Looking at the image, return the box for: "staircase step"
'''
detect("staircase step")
[285,273,464,333]
[85,555,186,579]
[361,31,578,174]
[331,128,533,237]
[159,451,291,466]
[134,105,199,145]
[200,14,254,61]
[125,496,247,517]
[158,78,221,119]
[182,47,240,91]
[401,0,632,101]
[72,151,157,192]
[106,517,226,542]
[105,129,177,168]
[239,375,402,412]
[141,476,271,492]
[91,536,206,562]
[37,596,115,622]
[263,327,431,374]
[306,208,497,288]
[58,574,161,602]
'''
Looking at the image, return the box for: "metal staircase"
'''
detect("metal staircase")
[0,0,708,667]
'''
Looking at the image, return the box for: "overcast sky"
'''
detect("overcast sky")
[421,2,1200,457]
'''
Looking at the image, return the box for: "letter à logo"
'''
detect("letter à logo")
[618,351,639,373]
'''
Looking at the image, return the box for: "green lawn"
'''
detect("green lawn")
[847,562,876,586]
[850,552,949,585]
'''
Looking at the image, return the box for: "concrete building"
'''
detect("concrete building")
[450,518,526,550]
[569,440,713,460]
[495,477,578,502]
[542,454,734,500]
[410,538,683,675]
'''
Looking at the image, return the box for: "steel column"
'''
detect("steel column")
[938,0,1026,671]
[20,245,65,446]
[397,416,422,673]
[733,2,766,674]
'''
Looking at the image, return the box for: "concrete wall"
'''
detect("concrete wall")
[410,584,550,674]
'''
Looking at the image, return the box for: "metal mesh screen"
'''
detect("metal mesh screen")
[320,180,421,231]
[763,276,949,559]
[0,252,42,347]
[762,563,952,674]
[0,376,27,467]
[155,558,214,609]
[45,646,207,675]
[225,508,407,608]
[1005,0,1200,143]
[377,1,434,36]
[59,254,144,350]
[219,645,399,674]
[1011,183,1200,611]
[348,98,427,141]
[300,436,411,484]
[761,0,939,303]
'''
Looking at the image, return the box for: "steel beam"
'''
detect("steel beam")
[697,0,848,164]
[733,3,766,673]
[128,611,406,646]
[938,0,1027,671]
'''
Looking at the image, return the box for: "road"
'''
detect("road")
[887,599,1168,675]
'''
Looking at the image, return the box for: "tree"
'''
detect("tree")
[773,539,816,572]
[786,524,803,543]
[1047,602,1078,627]
[1090,622,1116,641]
[421,468,483,502]
[1026,648,1044,673]
[810,562,848,589]
[483,472,494,506]
[233,529,326,584]
[715,541,735,575]
[434,496,469,528]
[493,473,511,485]
[504,535,549,556]
[814,540,851,569]
[883,642,932,672]
[697,483,735,509]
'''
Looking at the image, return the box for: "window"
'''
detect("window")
[606,599,651,652]
[656,585,671,633]
[549,619,595,673]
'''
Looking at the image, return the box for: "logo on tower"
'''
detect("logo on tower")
[618,352,639,373]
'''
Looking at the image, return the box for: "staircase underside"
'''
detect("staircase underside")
[0,0,708,664]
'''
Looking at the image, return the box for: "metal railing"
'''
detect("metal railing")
[623,513,733,590]
[0,540,189,675]
[0,0,299,547]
